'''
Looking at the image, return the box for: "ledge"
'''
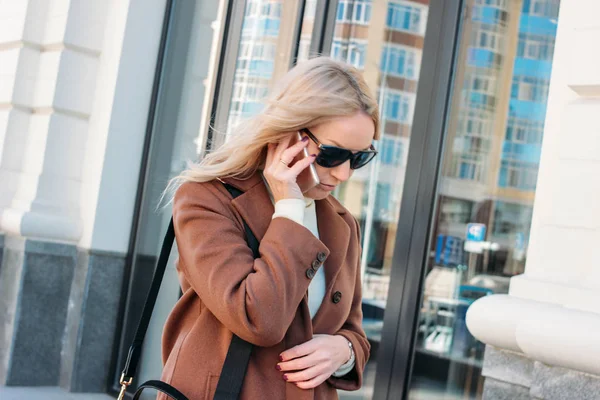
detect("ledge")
[466,294,600,377]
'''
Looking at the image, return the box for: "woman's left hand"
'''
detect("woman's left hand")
[277,334,351,389]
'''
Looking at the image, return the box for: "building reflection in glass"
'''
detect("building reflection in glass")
[412,1,560,398]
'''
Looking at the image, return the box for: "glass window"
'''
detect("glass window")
[381,44,420,80]
[331,39,368,69]
[226,0,286,131]
[336,0,373,25]
[297,0,318,62]
[408,2,560,399]
[382,89,415,123]
[328,1,430,398]
[114,0,220,389]
[526,0,560,18]
[517,32,555,61]
[380,135,407,166]
[386,1,427,35]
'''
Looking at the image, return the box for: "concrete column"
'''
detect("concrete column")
[507,0,600,313]
[0,0,166,391]
[467,2,600,398]
[0,0,108,242]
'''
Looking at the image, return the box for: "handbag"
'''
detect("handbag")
[117,183,259,400]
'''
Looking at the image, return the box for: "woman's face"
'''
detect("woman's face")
[303,111,376,200]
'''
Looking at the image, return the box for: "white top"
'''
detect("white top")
[271,196,356,377]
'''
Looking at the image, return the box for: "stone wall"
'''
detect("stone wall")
[482,347,600,400]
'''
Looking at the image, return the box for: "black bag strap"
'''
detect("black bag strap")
[119,182,257,400]
[132,380,189,400]
[213,184,256,400]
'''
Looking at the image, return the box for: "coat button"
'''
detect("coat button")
[311,260,321,270]
[317,252,327,262]
[306,268,316,279]
[332,291,342,304]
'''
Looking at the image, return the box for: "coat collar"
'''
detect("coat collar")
[220,172,351,320]
[220,172,348,216]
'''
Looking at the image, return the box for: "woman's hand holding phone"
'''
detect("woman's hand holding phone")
[264,135,317,203]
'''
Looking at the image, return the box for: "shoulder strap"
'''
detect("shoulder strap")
[214,183,256,400]
[121,182,258,400]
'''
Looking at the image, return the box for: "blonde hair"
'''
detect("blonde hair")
[164,57,380,202]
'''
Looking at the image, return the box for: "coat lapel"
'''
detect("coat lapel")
[221,174,273,242]
[311,197,351,329]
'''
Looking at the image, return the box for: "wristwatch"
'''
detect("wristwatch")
[343,337,355,365]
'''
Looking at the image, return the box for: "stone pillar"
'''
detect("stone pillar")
[0,0,166,391]
[466,1,600,399]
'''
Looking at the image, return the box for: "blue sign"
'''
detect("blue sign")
[435,235,464,266]
[466,223,486,242]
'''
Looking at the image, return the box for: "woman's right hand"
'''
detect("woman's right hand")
[263,135,317,202]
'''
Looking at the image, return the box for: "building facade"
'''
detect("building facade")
[1,0,599,399]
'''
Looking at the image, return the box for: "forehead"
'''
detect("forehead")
[313,112,375,149]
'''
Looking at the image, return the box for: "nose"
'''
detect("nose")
[330,160,352,182]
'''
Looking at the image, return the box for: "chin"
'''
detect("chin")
[304,186,331,200]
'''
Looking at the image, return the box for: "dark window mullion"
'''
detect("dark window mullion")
[372,1,465,399]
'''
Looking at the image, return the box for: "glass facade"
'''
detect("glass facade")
[409,0,560,398]
[227,0,284,131]
[325,1,429,398]
[113,0,221,394]
[118,1,560,398]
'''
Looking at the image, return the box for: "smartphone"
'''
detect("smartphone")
[290,131,320,193]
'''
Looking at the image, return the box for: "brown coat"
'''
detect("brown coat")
[160,173,370,400]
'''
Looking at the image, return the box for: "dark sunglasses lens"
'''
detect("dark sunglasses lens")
[316,147,351,168]
[351,152,377,169]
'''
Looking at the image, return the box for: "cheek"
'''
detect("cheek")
[314,164,329,182]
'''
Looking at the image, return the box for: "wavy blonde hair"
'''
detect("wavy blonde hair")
[165,57,380,202]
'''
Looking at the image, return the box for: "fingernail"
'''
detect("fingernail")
[283,375,288,381]
[279,355,284,362]
[276,365,281,371]
[311,154,317,158]
[301,136,309,142]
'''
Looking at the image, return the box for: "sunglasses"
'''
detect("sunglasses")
[301,128,378,170]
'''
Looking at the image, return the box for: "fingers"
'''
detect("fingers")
[279,136,310,165]
[278,353,319,372]
[288,153,317,175]
[283,364,327,384]
[280,338,320,362]
[273,135,293,164]
[294,373,330,390]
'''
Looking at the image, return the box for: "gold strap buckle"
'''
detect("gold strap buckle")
[117,373,133,400]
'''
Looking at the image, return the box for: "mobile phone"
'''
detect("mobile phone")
[290,131,320,193]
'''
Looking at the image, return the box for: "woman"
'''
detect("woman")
[161,57,380,399]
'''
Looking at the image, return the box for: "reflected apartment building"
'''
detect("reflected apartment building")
[432,0,559,286]
[326,0,430,304]
[413,0,560,395]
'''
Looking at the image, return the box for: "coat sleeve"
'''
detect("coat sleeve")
[173,182,329,347]
[327,216,371,391]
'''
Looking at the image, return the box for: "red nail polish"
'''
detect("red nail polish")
[279,355,284,362]
[301,136,309,142]
[283,375,288,381]
[276,365,281,371]
[311,154,317,157]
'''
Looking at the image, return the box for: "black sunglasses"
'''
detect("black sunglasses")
[301,128,378,170]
